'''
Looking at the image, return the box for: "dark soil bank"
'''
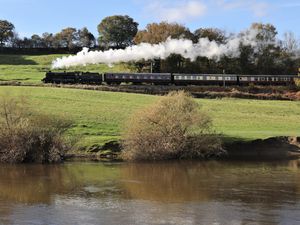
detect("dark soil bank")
[66,137,300,161]
[224,137,300,160]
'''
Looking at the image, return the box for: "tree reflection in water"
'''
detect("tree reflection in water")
[0,160,300,225]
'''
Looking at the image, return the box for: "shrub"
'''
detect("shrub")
[121,91,224,161]
[295,78,300,87]
[0,95,73,163]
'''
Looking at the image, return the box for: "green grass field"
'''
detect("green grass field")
[0,54,134,84]
[0,86,299,151]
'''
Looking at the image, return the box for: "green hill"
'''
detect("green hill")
[0,54,134,84]
[0,86,299,151]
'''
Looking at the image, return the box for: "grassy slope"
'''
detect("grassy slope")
[0,86,299,150]
[0,54,134,84]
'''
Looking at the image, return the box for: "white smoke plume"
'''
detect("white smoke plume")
[52,28,260,69]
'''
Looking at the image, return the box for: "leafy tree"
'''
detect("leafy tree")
[134,22,193,72]
[42,32,54,48]
[56,27,78,49]
[0,20,15,46]
[31,34,44,48]
[78,27,95,48]
[134,22,193,44]
[98,15,138,48]
[194,28,226,43]
[251,23,281,74]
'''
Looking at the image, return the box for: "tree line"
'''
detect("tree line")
[0,16,300,74]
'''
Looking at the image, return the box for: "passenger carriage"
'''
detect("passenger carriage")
[104,73,172,85]
[173,74,238,86]
[237,75,297,85]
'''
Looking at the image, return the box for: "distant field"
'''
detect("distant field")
[0,86,299,151]
[0,54,134,84]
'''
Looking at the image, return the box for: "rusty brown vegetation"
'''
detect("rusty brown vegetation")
[121,91,224,161]
[0,95,74,163]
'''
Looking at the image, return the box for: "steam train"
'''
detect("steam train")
[42,71,299,86]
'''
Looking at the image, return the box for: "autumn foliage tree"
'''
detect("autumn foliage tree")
[134,22,193,44]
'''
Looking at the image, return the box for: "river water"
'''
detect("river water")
[0,160,300,225]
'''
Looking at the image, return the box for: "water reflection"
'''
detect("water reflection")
[121,160,300,204]
[0,160,300,225]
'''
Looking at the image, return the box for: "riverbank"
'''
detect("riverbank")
[0,86,299,151]
[64,136,300,161]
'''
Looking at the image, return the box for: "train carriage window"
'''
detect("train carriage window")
[218,77,223,81]
[115,75,119,79]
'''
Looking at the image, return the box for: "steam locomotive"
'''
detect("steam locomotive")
[42,71,299,86]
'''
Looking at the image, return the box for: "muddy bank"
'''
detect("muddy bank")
[66,137,300,161]
[224,136,300,160]
[1,82,300,101]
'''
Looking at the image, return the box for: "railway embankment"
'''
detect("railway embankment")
[1,81,300,101]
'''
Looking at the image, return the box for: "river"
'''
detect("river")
[0,160,300,225]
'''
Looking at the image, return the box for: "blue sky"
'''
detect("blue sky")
[0,0,300,39]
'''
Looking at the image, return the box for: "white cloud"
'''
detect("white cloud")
[146,0,207,22]
[216,0,270,17]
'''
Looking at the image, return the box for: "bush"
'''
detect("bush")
[0,95,73,163]
[295,78,300,87]
[121,91,224,161]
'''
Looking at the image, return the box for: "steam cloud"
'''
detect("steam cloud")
[52,29,261,69]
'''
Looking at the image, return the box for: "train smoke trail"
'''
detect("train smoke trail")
[52,28,261,69]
